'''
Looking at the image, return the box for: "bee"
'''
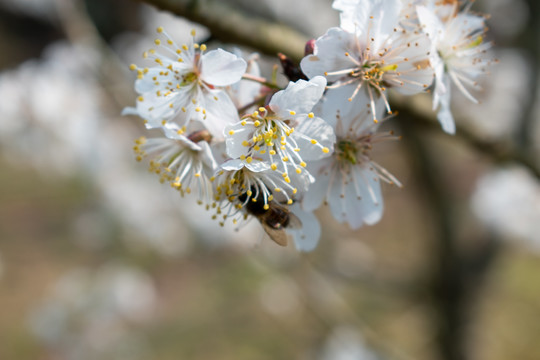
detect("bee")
[238,187,302,247]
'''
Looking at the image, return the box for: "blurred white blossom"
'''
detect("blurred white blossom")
[471,166,540,251]
[319,326,379,360]
[29,264,156,360]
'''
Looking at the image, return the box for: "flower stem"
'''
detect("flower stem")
[241,73,282,90]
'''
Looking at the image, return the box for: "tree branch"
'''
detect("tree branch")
[391,94,540,180]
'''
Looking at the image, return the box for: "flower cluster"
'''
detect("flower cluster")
[125,0,493,251]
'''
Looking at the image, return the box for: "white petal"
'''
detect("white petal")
[288,204,321,252]
[300,28,357,82]
[345,166,384,229]
[327,170,347,223]
[269,77,326,118]
[224,122,253,158]
[416,6,444,42]
[200,49,247,87]
[293,116,335,161]
[302,159,332,211]
[220,159,245,171]
[198,89,239,140]
[437,88,455,135]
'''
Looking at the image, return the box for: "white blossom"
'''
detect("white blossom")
[302,0,434,119]
[417,3,494,134]
[133,127,216,203]
[127,27,247,139]
[224,77,335,178]
[303,87,400,229]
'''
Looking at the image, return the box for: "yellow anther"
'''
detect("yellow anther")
[157,26,164,33]
[129,64,137,71]
[284,176,291,183]
[308,112,314,118]
[254,145,260,151]
[258,107,266,113]
[254,120,261,127]
[242,140,249,147]
[182,45,189,51]
[200,44,207,51]
[154,39,161,45]
[240,155,246,160]
[296,168,302,174]
[252,111,259,117]
[322,147,330,153]
[282,156,289,162]
[195,107,201,112]
[137,96,144,102]
[310,139,317,144]
[268,195,274,201]
[228,130,235,135]
[271,163,277,170]
[246,156,253,163]
[293,188,297,194]
[287,199,293,205]
[241,120,247,126]
[300,161,307,167]
[195,173,201,178]
[289,110,296,116]
[269,150,276,155]
[263,204,270,210]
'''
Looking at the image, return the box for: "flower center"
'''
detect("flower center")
[336,136,373,166]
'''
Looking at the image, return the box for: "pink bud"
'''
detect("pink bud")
[304,39,316,56]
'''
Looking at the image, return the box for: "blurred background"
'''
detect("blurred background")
[0,0,539,359]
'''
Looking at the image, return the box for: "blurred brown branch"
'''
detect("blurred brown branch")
[391,94,540,180]
[137,0,309,62]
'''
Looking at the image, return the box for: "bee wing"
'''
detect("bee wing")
[262,224,288,247]
[286,211,302,230]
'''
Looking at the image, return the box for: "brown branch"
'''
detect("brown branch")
[137,0,309,62]
[391,94,540,180]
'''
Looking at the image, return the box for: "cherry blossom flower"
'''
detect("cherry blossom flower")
[133,127,216,203]
[224,76,335,179]
[417,3,494,134]
[302,0,434,119]
[303,87,401,229]
[127,27,247,139]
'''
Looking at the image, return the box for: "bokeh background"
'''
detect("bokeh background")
[0,0,539,359]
